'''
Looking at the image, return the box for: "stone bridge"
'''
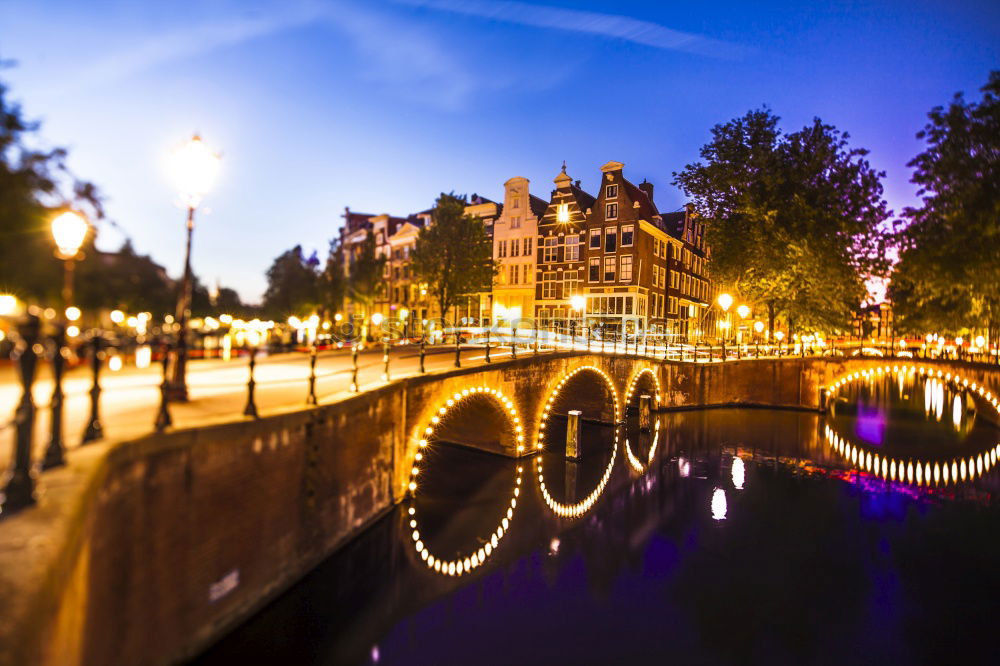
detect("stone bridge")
[3,352,998,666]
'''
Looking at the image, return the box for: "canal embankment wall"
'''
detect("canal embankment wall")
[1,354,996,666]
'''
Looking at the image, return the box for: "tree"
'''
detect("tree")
[261,245,318,319]
[74,239,174,315]
[347,230,385,324]
[673,108,890,336]
[319,238,347,319]
[410,193,495,323]
[890,71,1000,344]
[0,72,103,303]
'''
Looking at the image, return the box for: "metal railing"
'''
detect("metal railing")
[2,313,997,516]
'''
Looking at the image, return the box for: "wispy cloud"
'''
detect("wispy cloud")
[396,0,747,59]
[42,0,485,111]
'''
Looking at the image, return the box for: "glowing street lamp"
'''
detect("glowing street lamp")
[717,293,733,313]
[716,293,733,357]
[570,294,585,345]
[51,210,89,313]
[166,134,221,401]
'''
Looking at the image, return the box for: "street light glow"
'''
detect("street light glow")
[570,294,585,311]
[65,306,81,321]
[736,304,750,319]
[169,134,221,208]
[51,211,89,258]
[0,294,18,316]
[717,293,733,312]
[754,320,765,333]
[371,312,384,326]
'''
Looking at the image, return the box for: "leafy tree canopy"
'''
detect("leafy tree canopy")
[890,71,1000,341]
[673,108,891,334]
[410,192,495,322]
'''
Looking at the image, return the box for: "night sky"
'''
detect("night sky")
[1,0,997,302]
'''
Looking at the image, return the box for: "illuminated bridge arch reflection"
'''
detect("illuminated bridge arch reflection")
[406,386,525,577]
[535,365,620,518]
[824,364,1000,487]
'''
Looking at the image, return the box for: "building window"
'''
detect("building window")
[523,237,532,256]
[512,196,520,209]
[510,238,519,257]
[625,295,633,315]
[509,264,519,285]
[621,224,634,247]
[589,228,601,249]
[589,257,600,282]
[604,226,617,253]
[653,238,660,258]
[620,255,633,282]
[511,216,521,229]
[543,237,558,263]
[565,235,580,261]
[498,240,507,258]
[542,272,558,299]
[556,203,569,223]
[603,255,616,282]
[606,202,618,220]
[523,263,532,284]
[606,184,618,199]
[564,270,579,297]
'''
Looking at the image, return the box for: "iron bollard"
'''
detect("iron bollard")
[155,341,173,431]
[243,347,259,418]
[42,325,67,469]
[81,333,104,443]
[419,336,426,373]
[350,343,359,391]
[485,329,491,363]
[586,326,591,352]
[307,344,318,405]
[533,321,539,355]
[3,314,41,513]
[511,332,517,360]
[454,329,461,368]
[382,337,390,381]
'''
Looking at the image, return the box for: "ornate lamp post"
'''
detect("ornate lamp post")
[51,211,89,310]
[166,135,221,401]
[754,320,765,356]
[717,293,733,360]
[570,294,585,350]
[735,304,750,358]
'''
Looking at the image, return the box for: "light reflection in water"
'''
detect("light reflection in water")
[711,487,727,520]
[732,457,745,490]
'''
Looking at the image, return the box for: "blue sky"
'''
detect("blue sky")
[1,0,997,302]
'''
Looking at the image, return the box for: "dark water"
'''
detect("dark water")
[195,374,1000,666]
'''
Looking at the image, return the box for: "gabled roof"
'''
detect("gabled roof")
[567,183,597,213]
[529,194,549,218]
[623,178,661,223]
[661,212,686,238]
[342,209,375,234]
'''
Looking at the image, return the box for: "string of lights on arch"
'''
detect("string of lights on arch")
[825,364,1000,486]
[535,365,621,518]
[622,367,663,473]
[406,386,525,577]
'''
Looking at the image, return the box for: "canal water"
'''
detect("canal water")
[195,368,1000,665]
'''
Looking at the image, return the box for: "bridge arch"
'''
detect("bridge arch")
[623,366,662,410]
[534,365,621,453]
[405,386,525,576]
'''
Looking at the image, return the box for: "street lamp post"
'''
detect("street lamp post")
[51,211,89,311]
[166,135,221,402]
[717,293,733,360]
[570,294,585,352]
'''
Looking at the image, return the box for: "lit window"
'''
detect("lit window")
[603,255,616,282]
[564,270,579,296]
[606,202,618,220]
[510,238,519,257]
[565,235,580,261]
[619,255,632,282]
[543,237,558,263]
[523,237,533,256]
[498,240,507,258]
[542,272,558,299]
[511,216,521,229]
[512,196,520,209]
[606,184,618,199]
[509,264,519,285]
